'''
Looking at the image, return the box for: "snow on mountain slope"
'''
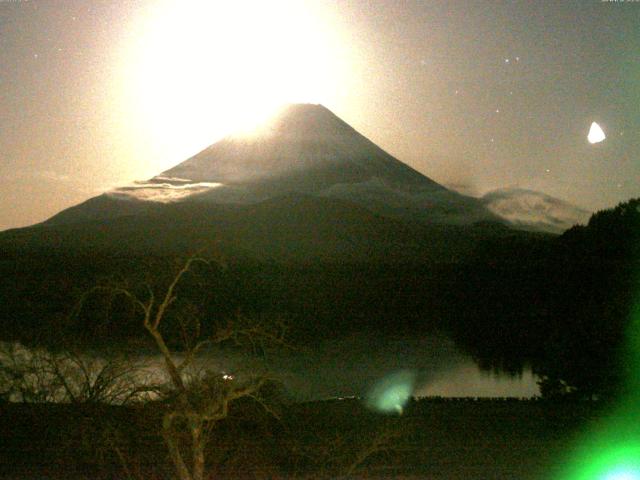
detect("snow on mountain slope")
[481,188,591,233]
[160,104,440,190]
[96,104,496,226]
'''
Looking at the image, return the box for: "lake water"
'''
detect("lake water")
[0,334,540,403]
[261,333,540,400]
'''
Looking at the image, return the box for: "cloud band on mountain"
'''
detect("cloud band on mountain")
[108,181,222,202]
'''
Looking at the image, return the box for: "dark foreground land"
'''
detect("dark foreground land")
[0,397,602,479]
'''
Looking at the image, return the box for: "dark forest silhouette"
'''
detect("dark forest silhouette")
[448,198,639,398]
[0,198,638,477]
[0,198,638,400]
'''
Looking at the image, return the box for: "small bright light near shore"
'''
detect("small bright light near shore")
[588,122,606,144]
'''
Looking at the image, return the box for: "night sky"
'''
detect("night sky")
[1,0,638,231]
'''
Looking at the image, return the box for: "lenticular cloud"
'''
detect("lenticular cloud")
[109,181,222,202]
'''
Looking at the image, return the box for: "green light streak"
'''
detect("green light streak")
[562,442,640,480]
[365,370,416,415]
[558,279,640,479]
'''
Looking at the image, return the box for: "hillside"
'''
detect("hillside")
[43,104,498,228]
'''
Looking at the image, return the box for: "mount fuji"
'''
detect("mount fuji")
[0,104,591,350]
[3,104,590,267]
[44,104,497,227]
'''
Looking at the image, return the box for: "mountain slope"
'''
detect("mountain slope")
[162,103,438,191]
[43,104,498,227]
[4,194,504,265]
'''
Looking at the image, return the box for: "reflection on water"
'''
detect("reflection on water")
[417,363,539,398]
[265,333,540,401]
[0,334,540,403]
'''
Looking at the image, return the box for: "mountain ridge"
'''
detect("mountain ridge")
[40,103,498,228]
[161,104,442,191]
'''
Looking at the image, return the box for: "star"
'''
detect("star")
[505,58,510,63]
[495,109,500,113]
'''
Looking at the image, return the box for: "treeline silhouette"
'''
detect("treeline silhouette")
[0,199,637,399]
[446,198,640,398]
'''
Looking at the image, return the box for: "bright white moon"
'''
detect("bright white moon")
[121,0,353,173]
[588,121,606,144]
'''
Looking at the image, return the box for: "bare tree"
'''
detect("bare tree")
[111,255,287,480]
[0,342,56,402]
[0,342,144,404]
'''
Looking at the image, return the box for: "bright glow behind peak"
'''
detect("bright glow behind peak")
[121,0,352,171]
